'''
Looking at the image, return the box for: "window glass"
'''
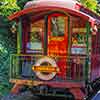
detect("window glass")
[26,20,44,53]
[51,16,65,36]
[71,16,87,55]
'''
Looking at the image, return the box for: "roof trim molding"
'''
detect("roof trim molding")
[8,6,90,21]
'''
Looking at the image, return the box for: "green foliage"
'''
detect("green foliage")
[0,16,17,96]
[79,0,98,12]
[96,3,100,14]
[0,0,20,16]
[0,0,18,96]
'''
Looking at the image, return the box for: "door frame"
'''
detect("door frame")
[43,11,70,57]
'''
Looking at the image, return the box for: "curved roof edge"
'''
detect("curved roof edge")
[8,0,81,20]
[8,0,98,24]
[24,0,100,23]
[8,6,91,20]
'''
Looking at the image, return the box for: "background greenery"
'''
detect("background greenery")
[0,0,100,97]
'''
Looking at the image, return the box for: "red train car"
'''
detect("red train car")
[8,0,100,100]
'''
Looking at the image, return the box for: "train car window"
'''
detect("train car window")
[51,16,65,36]
[26,19,44,53]
[71,16,87,55]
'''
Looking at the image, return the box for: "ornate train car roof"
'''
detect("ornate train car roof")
[8,0,100,25]
[24,0,78,9]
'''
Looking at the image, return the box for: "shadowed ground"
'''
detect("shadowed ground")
[1,91,74,100]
